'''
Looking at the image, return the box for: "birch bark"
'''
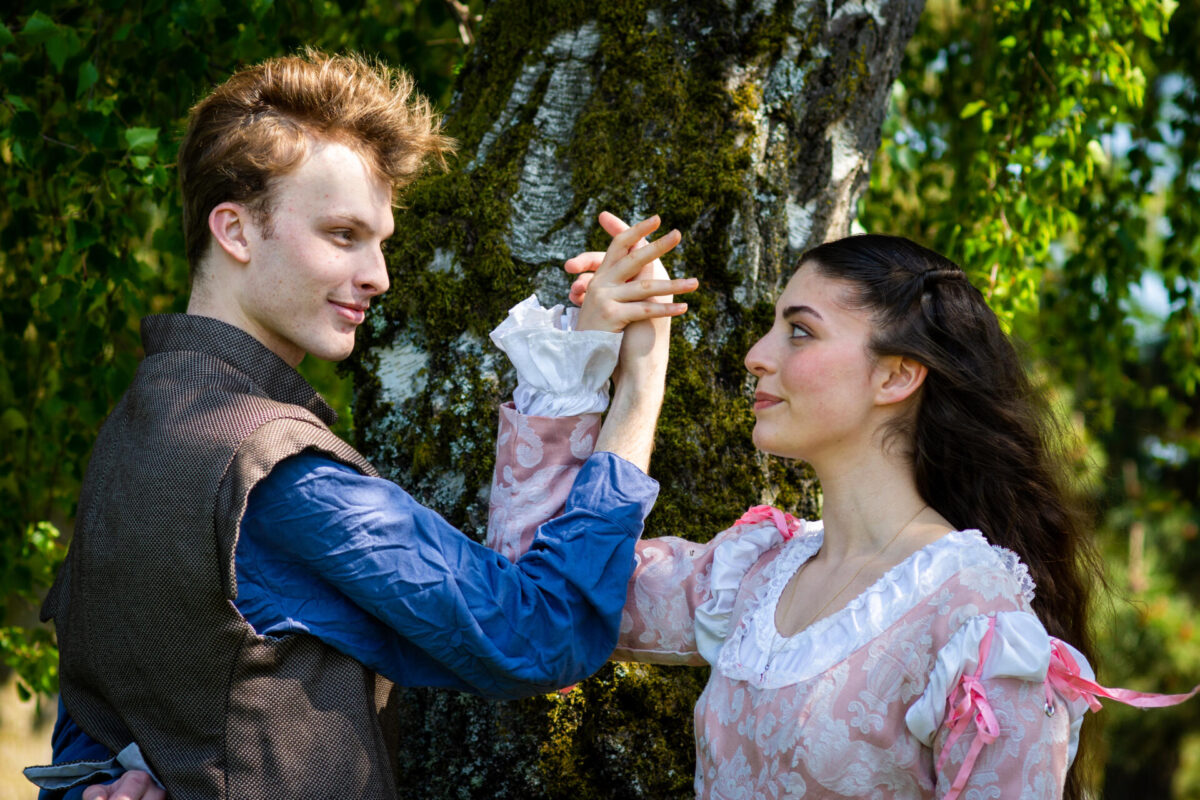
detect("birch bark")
[347,1,923,794]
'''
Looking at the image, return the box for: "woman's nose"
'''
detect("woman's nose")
[744,333,773,377]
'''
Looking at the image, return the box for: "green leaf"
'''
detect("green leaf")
[5,93,29,112]
[69,220,100,252]
[960,100,988,119]
[0,24,15,48]
[43,27,80,73]
[1,408,27,433]
[20,12,58,45]
[123,127,159,152]
[77,61,99,98]
[1142,13,1162,43]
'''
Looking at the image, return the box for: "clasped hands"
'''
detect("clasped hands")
[566,211,697,389]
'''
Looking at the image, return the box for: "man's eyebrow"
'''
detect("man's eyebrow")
[322,213,375,233]
[782,304,823,321]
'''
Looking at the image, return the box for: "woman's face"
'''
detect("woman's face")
[743,263,885,464]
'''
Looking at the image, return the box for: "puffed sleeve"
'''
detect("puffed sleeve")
[623,516,789,665]
[905,612,1090,799]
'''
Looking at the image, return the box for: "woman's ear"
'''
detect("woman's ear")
[874,355,927,406]
[208,202,252,264]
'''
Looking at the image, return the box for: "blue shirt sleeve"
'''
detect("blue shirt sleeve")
[45,448,657,777]
[35,697,117,799]
[234,449,656,698]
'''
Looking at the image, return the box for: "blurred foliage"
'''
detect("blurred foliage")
[0,0,480,699]
[2,0,1197,794]
[861,0,1199,795]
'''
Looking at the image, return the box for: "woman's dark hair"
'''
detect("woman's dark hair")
[800,233,1102,799]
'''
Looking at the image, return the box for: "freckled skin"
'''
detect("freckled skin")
[234,141,394,366]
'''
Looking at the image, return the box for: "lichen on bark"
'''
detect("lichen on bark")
[347,0,923,795]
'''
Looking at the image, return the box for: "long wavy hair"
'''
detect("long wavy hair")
[800,234,1102,799]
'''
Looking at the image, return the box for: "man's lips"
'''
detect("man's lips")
[330,300,367,324]
[753,391,782,411]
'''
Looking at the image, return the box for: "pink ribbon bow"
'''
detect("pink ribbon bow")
[1045,636,1199,713]
[938,617,1001,800]
[733,505,802,539]
[939,617,1198,800]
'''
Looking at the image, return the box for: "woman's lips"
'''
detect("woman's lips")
[753,392,782,411]
[330,300,367,324]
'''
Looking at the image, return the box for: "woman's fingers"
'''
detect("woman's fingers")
[620,300,690,321]
[597,210,632,238]
[585,300,689,331]
[602,215,663,268]
[612,277,698,303]
[606,228,681,284]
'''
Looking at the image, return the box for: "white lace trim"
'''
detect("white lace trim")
[992,544,1037,605]
[715,528,1035,689]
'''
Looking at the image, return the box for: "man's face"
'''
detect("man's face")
[237,140,393,366]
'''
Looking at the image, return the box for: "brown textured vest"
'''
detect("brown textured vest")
[42,314,399,800]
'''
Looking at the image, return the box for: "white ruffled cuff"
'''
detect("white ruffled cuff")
[489,295,622,417]
[694,521,794,665]
[904,610,1093,766]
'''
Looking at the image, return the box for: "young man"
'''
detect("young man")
[27,51,694,800]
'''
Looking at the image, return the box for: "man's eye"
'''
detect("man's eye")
[333,229,353,243]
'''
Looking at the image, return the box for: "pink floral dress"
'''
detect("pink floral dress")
[489,407,1107,799]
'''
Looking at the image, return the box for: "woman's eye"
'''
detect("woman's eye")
[789,324,810,339]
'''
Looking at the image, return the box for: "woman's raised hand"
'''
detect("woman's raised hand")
[566,212,696,332]
[578,212,695,471]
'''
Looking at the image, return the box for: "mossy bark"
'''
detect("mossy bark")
[347,1,922,796]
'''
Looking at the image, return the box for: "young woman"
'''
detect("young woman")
[490,223,1198,799]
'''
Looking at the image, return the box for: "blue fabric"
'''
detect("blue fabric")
[41,449,656,796]
[38,697,117,799]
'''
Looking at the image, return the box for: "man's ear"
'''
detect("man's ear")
[874,355,927,406]
[208,202,252,264]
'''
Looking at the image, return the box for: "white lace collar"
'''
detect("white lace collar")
[715,526,1035,689]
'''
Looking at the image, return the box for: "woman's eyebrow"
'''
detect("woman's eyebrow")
[782,304,823,321]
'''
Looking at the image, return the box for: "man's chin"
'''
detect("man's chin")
[307,338,356,363]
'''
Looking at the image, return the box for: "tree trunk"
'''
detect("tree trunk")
[347,1,923,795]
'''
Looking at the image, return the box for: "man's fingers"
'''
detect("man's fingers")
[568,273,594,306]
[564,251,605,275]
[92,771,161,800]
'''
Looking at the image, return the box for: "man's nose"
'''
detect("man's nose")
[360,246,390,296]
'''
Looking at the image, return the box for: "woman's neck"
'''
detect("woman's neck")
[811,447,945,563]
